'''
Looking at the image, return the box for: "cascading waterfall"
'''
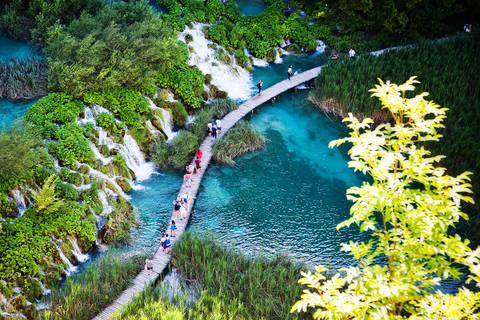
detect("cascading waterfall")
[98,190,113,215]
[145,97,177,141]
[121,133,156,181]
[52,241,77,275]
[68,236,89,263]
[12,189,27,217]
[160,268,198,305]
[179,24,255,101]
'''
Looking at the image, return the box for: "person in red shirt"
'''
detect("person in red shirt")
[195,148,203,159]
[195,157,202,176]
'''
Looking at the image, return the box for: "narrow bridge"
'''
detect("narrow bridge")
[93,66,322,320]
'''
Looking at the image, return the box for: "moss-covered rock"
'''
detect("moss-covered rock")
[217,91,228,99]
[266,47,277,62]
[99,144,110,157]
[204,73,212,85]
[77,165,90,174]
[24,279,43,303]
[115,178,132,193]
[104,180,118,193]
[10,296,26,312]
[24,303,37,320]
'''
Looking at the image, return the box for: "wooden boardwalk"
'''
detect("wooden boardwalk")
[92,66,322,320]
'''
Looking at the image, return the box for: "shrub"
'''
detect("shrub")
[234,49,248,67]
[186,107,214,141]
[212,120,267,164]
[185,33,193,43]
[169,101,188,128]
[152,130,198,169]
[104,197,137,243]
[204,73,212,85]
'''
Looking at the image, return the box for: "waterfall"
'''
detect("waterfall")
[160,268,198,305]
[145,97,177,141]
[89,166,129,199]
[68,236,89,263]
[98,190,113,214]
[120,133,155,181]
[78,106,95,125]
[313,40,326,56]
[179,23,254,101]
[12,189,26,217]
[160,109,177,141]
[52,241,77,275]
[251,55,269,67]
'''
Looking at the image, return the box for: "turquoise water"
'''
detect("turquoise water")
[0,98,38,128]
[190,89,366,268]
[0,35,37,60]
[236,0,267,16]
[148,0,167,14]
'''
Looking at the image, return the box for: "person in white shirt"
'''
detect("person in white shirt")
[216,119,222,135]
[349,48,355,59]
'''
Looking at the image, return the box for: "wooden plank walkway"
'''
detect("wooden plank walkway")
[92,66,322,320]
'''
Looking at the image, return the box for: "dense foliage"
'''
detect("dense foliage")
[152,130,199,169]
[293,78,480,318]
[0,56,48,100]
[159,0,322,57]
[311,34,480,233]
[0,0,101,41]
[25,93,96,168]
[117,231,312,319]
[212,120,267,165]
[46,0,184,96]
[0,176,97,298]
[41,249,148,320]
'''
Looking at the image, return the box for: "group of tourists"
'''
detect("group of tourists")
[207,119,222,140]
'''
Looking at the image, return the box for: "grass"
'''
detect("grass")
[209,98,239,118]
[0,55,48,100]
[114,231,313,320]
[37,249,149,320]
[212,120,267,165]
[311,33,480,238]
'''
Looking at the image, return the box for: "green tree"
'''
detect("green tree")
[46,0,184,96]
[292,77,480,318]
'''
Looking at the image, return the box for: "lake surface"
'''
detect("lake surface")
[236,0,267,16]
[0,35,37,60]
[0,98,38,129]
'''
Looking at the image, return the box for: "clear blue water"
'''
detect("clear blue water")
[148,0,168,14]
[0,35,37,60]
[236,0,267,16]
[0,98,38,129]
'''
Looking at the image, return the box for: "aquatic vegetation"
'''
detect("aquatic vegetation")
[0,56,48,100]
[311,35,480,234]
[115,231,311,319]
[40,249,149,320]
[293,78,480,319]
[212,120,267,165]
[209,98,239,118]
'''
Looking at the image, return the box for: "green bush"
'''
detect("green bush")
[186,107,214,141]
[25,93,84,126]
[234,49,248,67]
[96,113,125,136]
[152,130,198,169]
[169,101,189,128]
[204,73,212,85]
[104,198,137,243]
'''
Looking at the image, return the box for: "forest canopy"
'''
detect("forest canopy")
[46,0,186,97]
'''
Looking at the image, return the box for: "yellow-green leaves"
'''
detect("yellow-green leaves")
[292,78,480,319]
[32,175,63,215]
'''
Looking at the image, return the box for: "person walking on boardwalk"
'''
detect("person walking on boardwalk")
[180,201,187,220]
[184,171,192,187]
[195,156,202,176]
[287,65,292,80]
[196,148,203,159]
[170,220,176,237]
[183,191,190,204]
[212,124,217,140]
[145,256,154,275]
[173,198,181,217]
[207,121,213,136]
[164,234,171,254]
[257,80,263,95]
[160,235,166,251]
[216,118,222,135]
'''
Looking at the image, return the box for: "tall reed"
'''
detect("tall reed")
[0,55,48,100]
[114,231,313,319]
[312,34,480,237]
[212,120,267,165]
[38,248,148,320]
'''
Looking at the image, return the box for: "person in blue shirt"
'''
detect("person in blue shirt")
[170,220,176,237]
[164,234,171,254]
